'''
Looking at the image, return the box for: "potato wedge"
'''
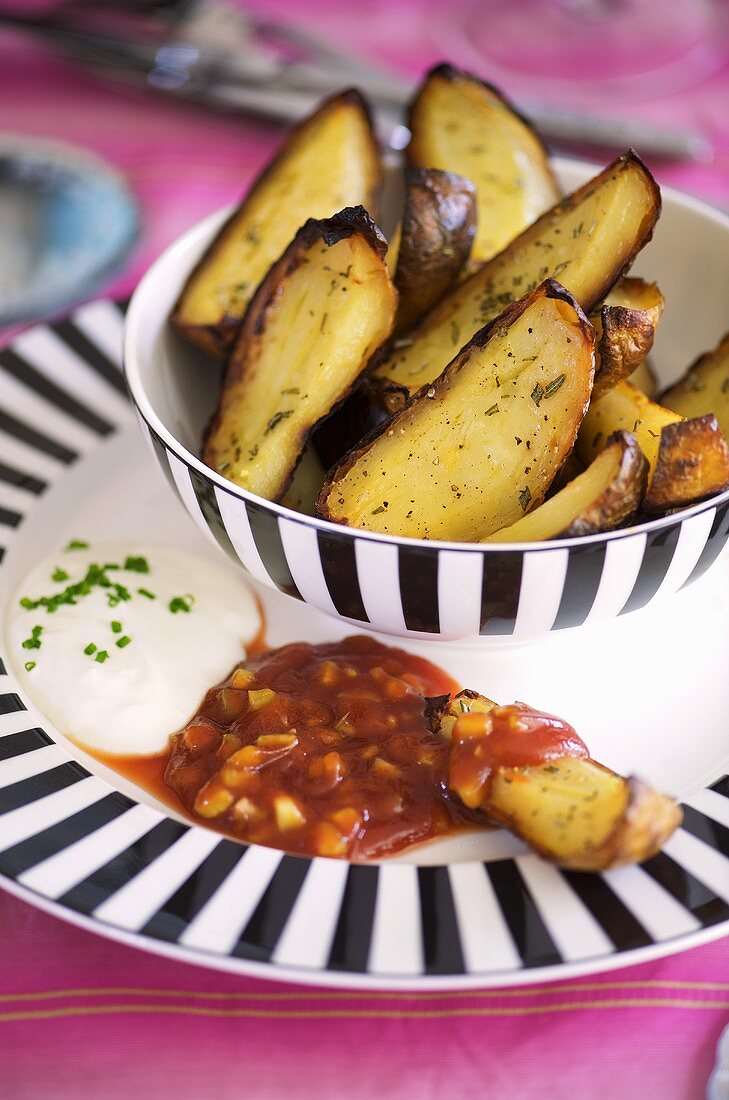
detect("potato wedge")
[204,207,397,500]
[578,382,729,514]
[172,90,382,357]
[391,167,476,335]
[631,357,658,398]
[577,380,681,475]
[661,330,729,438]
[643,414,729,513]
[486,763,682,871]
[407,64,559,262]
[485,431,647,541]
[430,690,682,871]
[591,278,664,399]
[317,280,595,541]
[376,151,660,396]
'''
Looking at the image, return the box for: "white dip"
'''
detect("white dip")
[8,543,261,756]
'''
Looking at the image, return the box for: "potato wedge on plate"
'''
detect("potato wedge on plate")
[486,763,682,871]
[407,64,559,262]
[431,691,682,872]
[204,207,396,500]
[317,279,595,541]
[172,90,382,357]
[577,380,729,512]
[389,167,476,335]
[661,330,729,438]
[377,151,660,396]
[485,431,647,541]
[591,278,664,399]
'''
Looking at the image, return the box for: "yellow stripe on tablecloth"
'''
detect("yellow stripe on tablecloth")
[0,980,728,1005]
[0,999,728,1023]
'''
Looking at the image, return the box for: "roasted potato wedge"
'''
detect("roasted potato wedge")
[486,763,682,871]
[578,381,729,514]
[591,278,665,399]
[661,330,729,438]
[407,64,559,262]
[631,357,658,398]
[577,380,682,475]
[390,167,476,335]
[485,431,647,541]
[643,414,729,513]
[430,690,682,872]
[317,280,595,541]
[377,152,660,396]
[204,207,397,500]
[172,90,382,357]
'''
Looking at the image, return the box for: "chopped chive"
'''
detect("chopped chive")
[518,487,532,512]
[64,539,89,551]
[123,555,150,574]
[51,567,70,583]
[94,650,109,664]
[137,587,156,600]
[169,594,195,614]
[84,642,97,656]
[485,403,500,416]
[24,661,36,672]
[19,597,34,610]
[111,621,122,633]
[116,636,132,649]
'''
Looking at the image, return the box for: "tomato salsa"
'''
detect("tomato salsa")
[101,635,589,861]
[165,635,462,859]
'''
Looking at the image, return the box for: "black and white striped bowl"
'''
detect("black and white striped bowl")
[1,300,729,987]
[124,160,729,643]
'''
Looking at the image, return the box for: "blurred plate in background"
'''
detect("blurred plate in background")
[0,134,138,325]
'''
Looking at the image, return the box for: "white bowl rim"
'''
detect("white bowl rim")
[124,156,729,555]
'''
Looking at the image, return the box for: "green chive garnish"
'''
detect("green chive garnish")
[65,539,89,552]
[95,650,109,664]
[51,567,69,583]
[24,661,36,672]
[123,555,150,574]
[111,621,122,634]
[84,643,97,656]
[169,594,195,614]
[137,588,156,600]
[116,636,131,649]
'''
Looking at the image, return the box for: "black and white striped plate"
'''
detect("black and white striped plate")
[1,299,728,989]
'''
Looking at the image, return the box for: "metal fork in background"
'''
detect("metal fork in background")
[0,0,713,161]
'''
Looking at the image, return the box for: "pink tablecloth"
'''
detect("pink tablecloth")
[1,3,729,1097]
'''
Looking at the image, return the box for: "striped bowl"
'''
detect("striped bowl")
[124,160,729,644]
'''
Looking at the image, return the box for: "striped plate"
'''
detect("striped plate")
[0,300,728,989]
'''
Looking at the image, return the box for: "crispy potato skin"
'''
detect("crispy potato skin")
[661,330,729,439]
[644,413,729,513]
[591,279,664,399]
[172,90,382,357]
[377,151,661,396]
[204,206,396,500]
[407,64,559,262]
[485,431,648,542]
[393,167,476,335]
[317,279,595,541]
